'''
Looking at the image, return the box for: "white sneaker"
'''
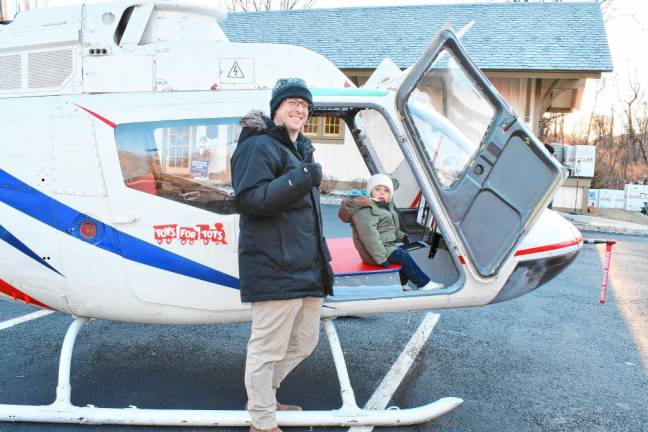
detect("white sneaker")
[421,281,444,290]
[402,281,418,291]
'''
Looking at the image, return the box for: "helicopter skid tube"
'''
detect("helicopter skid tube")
[0,400,463,426]
[0,317,463,427]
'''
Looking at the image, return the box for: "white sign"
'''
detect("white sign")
[563,145,596,178]
[219,58,255,84]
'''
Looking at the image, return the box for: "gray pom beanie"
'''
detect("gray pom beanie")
[270,78,314,119]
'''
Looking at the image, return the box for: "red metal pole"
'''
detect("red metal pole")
[599,241,614,304]
[583,239,617,304]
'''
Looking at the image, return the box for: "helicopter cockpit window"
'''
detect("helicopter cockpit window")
[406,49,495,188]
[114,118,241,214]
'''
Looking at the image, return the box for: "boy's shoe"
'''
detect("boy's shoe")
[403,280,444,291]
[402,281,418,291]
[421,281,444,290]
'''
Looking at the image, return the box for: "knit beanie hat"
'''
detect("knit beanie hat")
[367,173,394,197]
[270,78,314,119]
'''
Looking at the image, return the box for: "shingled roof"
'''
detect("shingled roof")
[220,2,613,72]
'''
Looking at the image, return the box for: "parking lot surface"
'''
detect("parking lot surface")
[1,207,646,431]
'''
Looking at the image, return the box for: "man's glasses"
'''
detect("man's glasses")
[285,98,310,111]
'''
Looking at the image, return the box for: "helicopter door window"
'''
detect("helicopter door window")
[353,109,420,210]
[406,49,495,188]
[114,117,241,215]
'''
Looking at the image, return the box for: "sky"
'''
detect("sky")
[13,0,648,132]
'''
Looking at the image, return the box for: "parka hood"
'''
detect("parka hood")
[238,110,313,160]
[338,196,384,223]
[238,110,273,144]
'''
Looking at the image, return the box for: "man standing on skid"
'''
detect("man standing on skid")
[231,78,334,432]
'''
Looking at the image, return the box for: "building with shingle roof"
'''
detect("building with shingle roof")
[222,1,612,132]
[222,2,612,211]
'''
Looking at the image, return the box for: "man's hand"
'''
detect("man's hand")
[303,162,322,187]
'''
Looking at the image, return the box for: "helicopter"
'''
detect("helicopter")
[0,0,583,427]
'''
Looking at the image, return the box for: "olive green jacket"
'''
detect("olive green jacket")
[338,196,405,266]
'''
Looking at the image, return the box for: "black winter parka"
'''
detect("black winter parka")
[231,111,334,303]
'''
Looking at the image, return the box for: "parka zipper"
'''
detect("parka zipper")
[271,128,331,296]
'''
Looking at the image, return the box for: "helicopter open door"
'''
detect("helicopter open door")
[395,29,564,277]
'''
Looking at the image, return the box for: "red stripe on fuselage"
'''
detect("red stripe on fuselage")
[514,235,584,257]
[457,235,584,265]
[0,278,51,309]
[75,104,116,129]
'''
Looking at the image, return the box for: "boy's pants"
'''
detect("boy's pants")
[388,247,431,288]
[245,296,323,429]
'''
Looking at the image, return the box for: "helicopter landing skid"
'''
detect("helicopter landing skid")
[0,316,462,426]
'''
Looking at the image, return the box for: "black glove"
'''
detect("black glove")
[402,234,411,246]
[381,261,390,268]
[303,162,322,187]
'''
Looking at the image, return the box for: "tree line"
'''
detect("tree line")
[539,77,648,189]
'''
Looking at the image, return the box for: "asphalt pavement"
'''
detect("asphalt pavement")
[0,207,646,431]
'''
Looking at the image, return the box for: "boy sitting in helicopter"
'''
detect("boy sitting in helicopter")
[338,174,443,291]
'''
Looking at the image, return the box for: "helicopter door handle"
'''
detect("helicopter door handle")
[113,214,140,224]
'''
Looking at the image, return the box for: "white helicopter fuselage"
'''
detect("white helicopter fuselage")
[0,1,583,325]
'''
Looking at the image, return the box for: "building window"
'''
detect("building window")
[303,115,344,143]
[167,127,191,169]
[303,116,319,135]
[324,117,341,136]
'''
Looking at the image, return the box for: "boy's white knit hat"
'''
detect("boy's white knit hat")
[367,173,394,196]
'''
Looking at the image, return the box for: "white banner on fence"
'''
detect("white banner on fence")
[624,184,648,211]
[595,189,624,209]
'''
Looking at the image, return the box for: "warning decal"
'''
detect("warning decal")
[220,58,255,84]
[228,61,245,79]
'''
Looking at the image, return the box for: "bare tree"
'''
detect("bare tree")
[621,76,643,162]
[538,112,565,143]
[219,0,315,12]
[591,109,619,188]
[585,77,607,144]
[637,101,648,165]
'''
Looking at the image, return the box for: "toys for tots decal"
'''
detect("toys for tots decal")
[153,223,228,246]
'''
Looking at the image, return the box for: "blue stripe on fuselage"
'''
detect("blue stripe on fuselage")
[0,168,239,289]
[0,224,63,276]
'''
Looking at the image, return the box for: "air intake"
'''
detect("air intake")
[28,49,73,89]
[0,55,21,90]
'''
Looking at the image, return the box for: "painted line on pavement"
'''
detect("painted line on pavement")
[0,310,54,331]
[348,312,440,432]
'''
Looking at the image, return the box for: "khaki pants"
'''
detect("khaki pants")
[245,296,323,429]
